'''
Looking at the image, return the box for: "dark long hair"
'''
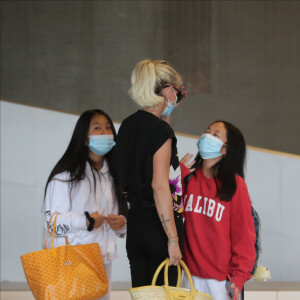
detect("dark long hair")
[43,109,127,217]
[185,121,246,202]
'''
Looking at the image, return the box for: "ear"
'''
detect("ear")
[160,85,172,99]
[220,144,227,155]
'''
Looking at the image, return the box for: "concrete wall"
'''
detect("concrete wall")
[1,1,300,154]
[1,101,300,284]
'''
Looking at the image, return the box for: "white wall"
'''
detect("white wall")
[1,100,300,283]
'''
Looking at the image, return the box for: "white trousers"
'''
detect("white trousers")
[182,272,228,300]
[99,262,112,300]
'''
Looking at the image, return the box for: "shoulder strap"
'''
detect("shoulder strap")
[183,155,202,189]
[183,172,194,189]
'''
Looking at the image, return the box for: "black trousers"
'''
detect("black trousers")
[126,206,184,288]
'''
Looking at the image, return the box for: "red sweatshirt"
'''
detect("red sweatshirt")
[180,163,256,291]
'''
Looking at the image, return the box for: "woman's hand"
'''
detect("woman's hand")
[107,214,126,231]
[168,240,182,266]
[89,212,107,229]
[180,153,196,173]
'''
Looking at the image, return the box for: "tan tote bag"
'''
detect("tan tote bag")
[129,258,213,300]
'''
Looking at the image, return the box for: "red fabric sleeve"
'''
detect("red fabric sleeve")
[180,162,192,218]
[180,162,191,179]
[229,177,256,291]
[180,162,192,196]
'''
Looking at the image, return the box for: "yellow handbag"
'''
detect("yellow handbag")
[21,213,108,300]
[129,258,213,300]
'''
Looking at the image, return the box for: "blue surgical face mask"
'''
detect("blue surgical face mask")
[197,133,225,159]
[88,135,116,156]
[161,88,177,117]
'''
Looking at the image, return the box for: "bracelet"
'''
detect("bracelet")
[85,211,95,232]
[168,237,179,245]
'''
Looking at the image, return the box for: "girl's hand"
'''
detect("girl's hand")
[180,154,196,173]
[89,212,107,229]
[107,214,126,231]
[228,282,240,300]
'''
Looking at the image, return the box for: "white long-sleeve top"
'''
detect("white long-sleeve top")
[43,160,126,264]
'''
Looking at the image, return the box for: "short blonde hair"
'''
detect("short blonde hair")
[128,59,182,108]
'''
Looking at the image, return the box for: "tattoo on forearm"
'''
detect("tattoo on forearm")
[160,214,170,232]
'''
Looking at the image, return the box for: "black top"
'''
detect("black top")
[114,110,183,212]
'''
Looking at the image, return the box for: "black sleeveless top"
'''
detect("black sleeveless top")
[114,110,183,213]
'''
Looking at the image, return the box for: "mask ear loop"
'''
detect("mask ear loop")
[164,86,173,107]
[166,86,177,107]
[171,86,178,104]
[172,86,177,98]
[222,143,228,158]
[162,85,176,107]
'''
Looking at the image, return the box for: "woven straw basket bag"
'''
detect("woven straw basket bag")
[129,259,213,300]
[21,213,108,300]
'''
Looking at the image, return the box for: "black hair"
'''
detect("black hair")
[184,121,246,202]
[43,109,127,217]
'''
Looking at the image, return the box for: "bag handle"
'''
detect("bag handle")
[164,259,182,287]
[165,259,195,292]
[44,212,59,249]
[152,259,181,287]
[44,213,70,252]
[151,259,195,292]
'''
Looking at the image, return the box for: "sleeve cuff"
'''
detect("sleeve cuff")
[180,162,191,178]
[72,214,87,231]
[231,274,249,292]
[115,215,127,237]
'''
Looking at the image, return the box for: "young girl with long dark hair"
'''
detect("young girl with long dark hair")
[43,109,127,300]
[180,121,256,300]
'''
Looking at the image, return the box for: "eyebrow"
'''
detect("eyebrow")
[92,121,110,125]
[207,127,220,133]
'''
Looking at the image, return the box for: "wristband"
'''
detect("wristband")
[168,237,179,245]
[85,211,95,232]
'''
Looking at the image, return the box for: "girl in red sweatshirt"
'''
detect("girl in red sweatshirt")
[180,121,256,300]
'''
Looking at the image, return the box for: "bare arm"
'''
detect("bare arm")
[152,138,182,266]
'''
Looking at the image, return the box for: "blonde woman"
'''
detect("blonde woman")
[114,59,186,287]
